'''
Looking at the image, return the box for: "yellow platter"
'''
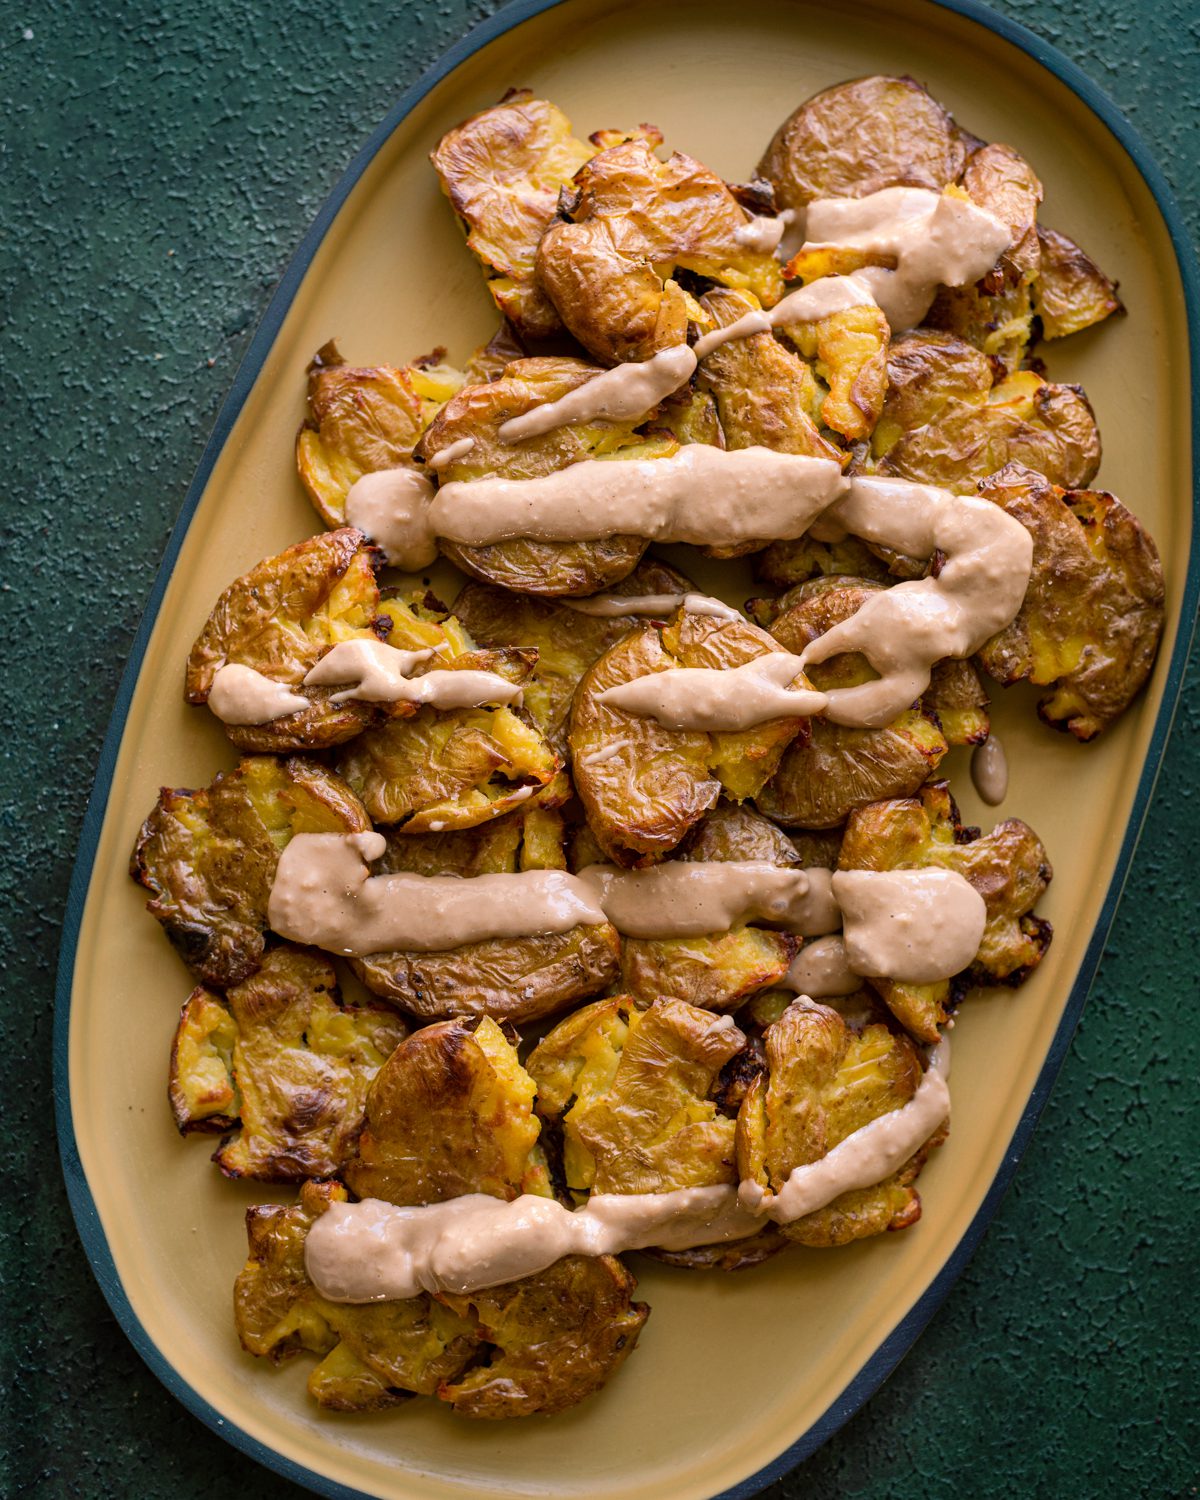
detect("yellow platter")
[56,1,1199,1496]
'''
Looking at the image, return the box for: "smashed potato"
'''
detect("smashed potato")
[169,945,406,1181]
[760,74,972,212]
[571,605,815,864]
[130,756,369,988]
[976,464,1164,738]
[528,996,744,1196]
[296,341,462,529]
[1033,226,1123,339]
[839,780,1053,1041]
[737,996,942,1246]
[185,528,389,752]
[417,356,680,595]
[537,139,783,364]
[757,578,949,828]
[350,809,620,1024]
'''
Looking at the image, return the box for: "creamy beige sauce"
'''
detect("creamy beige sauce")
[833,869,986,984]
[784,934,860,997]
[576,861,839,940]
[268,832,606,957]
[427,436,476,469]
[803,477,1033,727]
[596,652,827,730]
[971,733,1008,806]
[207,664,308,725]
[803,187,1011,330]
[741,1038,951,1222]
[732,210,793,253]
[304,1037,950,1301]
[269,836,843,954]
[563,591,742,621]
[304,639,522,711]
[692,277,875,359]
[497,345,698,443]
[430,445,847,548]
[344,467,439,571]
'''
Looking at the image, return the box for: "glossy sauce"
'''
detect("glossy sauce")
[304,639,523,711]
[343,468,439,571]
[497,345,698,442]
[207,664,308,725]
[971,733,1009,806]
[833,869,986,984]
[596,652,827,730]
[784,934,861,997]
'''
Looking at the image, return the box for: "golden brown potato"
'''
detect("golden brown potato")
[679,800,803,867]
[169,946,406,1181]
[429,91,659,341]
[756,578,949,828]
[976,463,1164,738]
[1033,225,1123,339]
[296,342,463,529]
[872,360,1101,493]
[839,780,1053,1041]
[350,810,620,1024]
[344,1015,550,1205]
[696,288,842,460]
[923,656,991,747]
[130,756,370,989]
[760,75,972,212]
[570,606,814,864]
[528,996,744,1196]
[437,1253,647,1418]
[870,329,994,457]
[537,139,783,364]
[778,300,891,445]
[736,996,942,1246]
[416,356,680,595]
[752,534,894,598]
[185,528,393,753]
[335,648,560,830]
[452,557,695,752]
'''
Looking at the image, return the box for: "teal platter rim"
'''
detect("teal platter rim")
[52,1,1200,1496]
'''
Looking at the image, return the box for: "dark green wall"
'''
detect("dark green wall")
[2,2,1196,1495]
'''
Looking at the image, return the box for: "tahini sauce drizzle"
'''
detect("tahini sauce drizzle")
[576,862,840,940]
[303,638,523,711]
[563,591,741,620]
[971,733,1009,806]
[784,934,861,997]
[344,468,439,572]
[596,652,827,730]
[833,869,986,984]
[427,436,476,468]
[207,665,308,725]
[304,1039,950,1301]
[497,345,699,443]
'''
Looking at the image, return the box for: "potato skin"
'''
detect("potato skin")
[1034,226,1123,339]
[185,528,389,753]
[130,756,370,989]
[350,813,620,1025]
[976,463,1164,738]
[168,946,407,1182]
[839,780,1053,1041]
[760,74,971,212]
[757,577,949,828]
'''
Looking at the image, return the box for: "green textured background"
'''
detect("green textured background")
[2,0,1198,1495]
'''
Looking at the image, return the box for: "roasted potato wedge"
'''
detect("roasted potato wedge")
[416,356,680,595]
[757,578,949,829]
[839,780,1053,1041]
[1033,226,1123,340]
[571,606,815,864]
[185,528,393,752]
[537,139,784,364]
[760,75,972,212]
[452,558,695,752]
[296,342,463,529]
[169,946,406,1181]
[737,996,942,1246]
[976,464,1164,738]
[130,756,370,988]
[350,810,620,1024]
[871,353,1101,493]
[528,996,745,1196]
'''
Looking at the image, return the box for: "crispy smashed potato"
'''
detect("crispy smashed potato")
[839,780,1053,1041]
[169,945,406,1181]
[737,996,942,1246]
[296,342,462,528]
[130,756,370,988]
[571,605,816,864]
[528,996,744,1196]
[1033,226,1123,339]
[757,578,949,828]
[870,333,1101,492]
[452,557,695,751]
[753,534,894,596]
[976,464,1164,738]
[760,74,972,211]
[350,810,620,1024]
[537,139,783,364]
[417,356,681,595]
[924,657,991,747]
[185,528,391,753]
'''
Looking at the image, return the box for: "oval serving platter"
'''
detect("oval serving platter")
[56,0,1199,1497]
